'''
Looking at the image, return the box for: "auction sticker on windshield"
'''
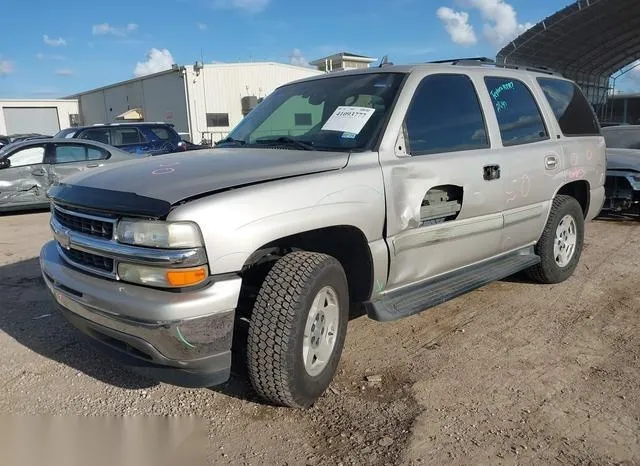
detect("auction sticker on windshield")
[321,106,376,135]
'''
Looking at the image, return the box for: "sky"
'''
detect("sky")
[0,0,638,98]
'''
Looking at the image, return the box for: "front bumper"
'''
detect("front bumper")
[39,240,241,387]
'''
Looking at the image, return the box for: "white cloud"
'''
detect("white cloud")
[133,48,174,77]
[436,7,477,46]
[290,48,311,67]
[212,0,270,13]
[0,60,14,76]
[92,23,139,36]
[437,0,532,49]
[55,68,73,76]
[468,0,533,48]
[197,22,208,30]
[43,35,67,46]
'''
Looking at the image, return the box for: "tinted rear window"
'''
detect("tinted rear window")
[537,78,600,136]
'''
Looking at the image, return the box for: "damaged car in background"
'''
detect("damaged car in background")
[0,138,141,213]
[600,125,640,216]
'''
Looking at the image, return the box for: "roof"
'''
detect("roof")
[279,60,570,87]
[496,0,640,77]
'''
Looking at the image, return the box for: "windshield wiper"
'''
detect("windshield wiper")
[215,136,246,146]
[252,136,315,151]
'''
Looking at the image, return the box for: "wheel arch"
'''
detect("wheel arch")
[239,225,375,309]
[555,180,590,218]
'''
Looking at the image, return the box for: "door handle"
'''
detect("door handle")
[87,163,99,168]
[483,164,501,181]
[545,155,558,169]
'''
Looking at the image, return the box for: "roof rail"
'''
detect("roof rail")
[427,56,561,76]
[428,57,496,65]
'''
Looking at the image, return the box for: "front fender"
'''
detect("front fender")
[166,160,386,275]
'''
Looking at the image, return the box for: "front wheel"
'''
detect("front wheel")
[526,194,585,284]
[246,251,349,408]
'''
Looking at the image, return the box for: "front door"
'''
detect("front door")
[379,72,506,290]
[0,143,49,208]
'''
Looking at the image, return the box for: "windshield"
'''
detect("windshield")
[602,127,640,149]
[219,72,406,152]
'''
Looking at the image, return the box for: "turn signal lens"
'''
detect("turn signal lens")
[118,263,208,288]
[166,267,207,287]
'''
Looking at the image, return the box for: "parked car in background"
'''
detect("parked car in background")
[54,122,184,156]
[601,125,640,216]
[0,138,141,212]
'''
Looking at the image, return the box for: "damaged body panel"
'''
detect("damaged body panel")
[601,148,640,216]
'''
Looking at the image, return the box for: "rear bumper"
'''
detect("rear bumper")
[39,240,241,387]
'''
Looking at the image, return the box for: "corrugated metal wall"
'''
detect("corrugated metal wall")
[185,63,322,143]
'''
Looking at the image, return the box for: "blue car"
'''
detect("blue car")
[54,122,186,156]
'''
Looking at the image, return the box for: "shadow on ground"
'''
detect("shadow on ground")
[0,257,157,390]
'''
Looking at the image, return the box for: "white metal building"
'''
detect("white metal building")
[68,62,323,144]
[0,99,79,136]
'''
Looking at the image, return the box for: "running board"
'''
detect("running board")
[364,246,540,322]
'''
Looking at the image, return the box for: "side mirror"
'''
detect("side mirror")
[0,158,10,169]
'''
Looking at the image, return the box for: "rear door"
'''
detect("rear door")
[0,143,49,208]
[480,73,565,252]
[46,142,112,184]
[380,72,506,289]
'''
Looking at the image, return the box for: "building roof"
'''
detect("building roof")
[309,52,378,65]
[65,61,322,98]
[496,0,640,77]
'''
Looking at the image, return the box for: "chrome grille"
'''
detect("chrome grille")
[64,248,114,273]
[53,205,114,240]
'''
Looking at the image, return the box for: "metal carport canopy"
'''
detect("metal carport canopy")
[496,0,640,77]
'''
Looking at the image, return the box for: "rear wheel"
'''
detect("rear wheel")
[526,194,584,284]
[246,251,349,408]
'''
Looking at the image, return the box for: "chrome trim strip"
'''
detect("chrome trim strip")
[51,216,208,268]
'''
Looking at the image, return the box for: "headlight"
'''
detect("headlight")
[118,263,208,288]
[632,175,640,183]
[116,219,203,248]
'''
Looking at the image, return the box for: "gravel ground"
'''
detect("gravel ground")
[0,210,638,465]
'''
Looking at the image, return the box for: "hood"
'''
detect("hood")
[47,147,349,217]
[606,148,640,172]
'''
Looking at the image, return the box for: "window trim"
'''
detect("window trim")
[484,75,551,147]
[403,72,491,157]
[535,77,602,137]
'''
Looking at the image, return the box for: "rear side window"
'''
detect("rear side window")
[484,76,549,146]
[404,73,489,155]
[80,129,111,145]
[51,144,110,163]
[149,127,171,140]
[113,128,144,145]
[536,78,600,136]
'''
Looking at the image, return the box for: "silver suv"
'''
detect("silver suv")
[39,59,606,408]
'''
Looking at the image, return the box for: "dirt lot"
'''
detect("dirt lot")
[0,210,638,465]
